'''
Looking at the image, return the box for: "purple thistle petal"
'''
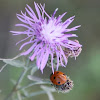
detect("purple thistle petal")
[59,53,66,67]
[63,16,75,25]
[67,40,82,47]
[10,31,25,35]
[40,3,51,19]
[40,3,45,18]
[19,41,33,50]
[16,36,31,45]
[51,53,54,74]
[21,42,37,55]
[64,34,78,38]
[29,43,42,61]
[56,12,67,24]
[52,8,58,18]
[25,7,36,21]
[59,42,74,50]
[20,11,34,22]
[16,14,28,24]
[63,16,75,28]
[59,45,68,65]
[36,48,45,69]
[65,25,81,32]
[40,48,49,72]
[34,2,41,20]
[56,52,60,71]
[26,4,38,21]
[11,2,82,73]
[15,24,34,31]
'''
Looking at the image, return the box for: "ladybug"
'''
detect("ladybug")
[50,71,67,85]
[50,71,74,93]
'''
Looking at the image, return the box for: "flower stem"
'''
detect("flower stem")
[22,90,46,99]
[17,81,51,91]
[4,58,30,100]
[4,68,27,100]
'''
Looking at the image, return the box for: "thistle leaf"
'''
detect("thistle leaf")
[3,59,25,67]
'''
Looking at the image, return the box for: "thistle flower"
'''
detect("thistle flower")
[11,2,82,73]
[64,40,82,59]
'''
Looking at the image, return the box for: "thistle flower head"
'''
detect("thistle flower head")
[11,2,82,73]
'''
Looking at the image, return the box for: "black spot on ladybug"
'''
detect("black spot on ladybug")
[63,74,65,75]
[56,72,59,74]
[54,76,56,79]
[58,82,60,84]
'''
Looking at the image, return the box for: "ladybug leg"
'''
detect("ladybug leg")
[51,84,53,86]
[55,85,60,93]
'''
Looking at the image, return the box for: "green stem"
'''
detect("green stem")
[22,91,46,99]
[4,58,30,100]
[16,69,28,87]
[4,68,27,100]
[28,91,46,97]
[17,81,51,91]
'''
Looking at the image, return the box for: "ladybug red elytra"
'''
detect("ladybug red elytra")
[50,71,74,93]
[50,71,67,85]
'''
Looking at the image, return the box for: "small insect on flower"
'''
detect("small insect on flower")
[50,71,73,93]
[11,2,82,73]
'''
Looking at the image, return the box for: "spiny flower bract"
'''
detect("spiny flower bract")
[11,2,82,73]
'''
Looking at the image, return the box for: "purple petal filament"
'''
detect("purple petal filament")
[11,2,82,73]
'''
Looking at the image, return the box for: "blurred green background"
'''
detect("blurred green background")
[0,0,100,100]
